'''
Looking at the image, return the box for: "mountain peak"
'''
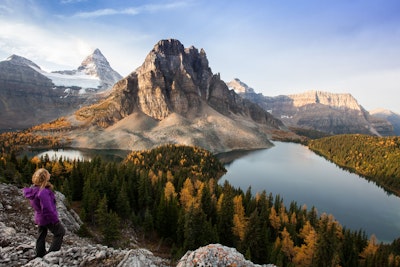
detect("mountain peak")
[77,48,122,89]
[153,39,185,55]
[72,39,288,152]
[6,54,41,70]
[227,78,255,94]
[93,48,102,55]
[79,48,110,72]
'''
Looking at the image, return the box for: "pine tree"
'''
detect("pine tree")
[95,195,120,246]
[116,181,131,219]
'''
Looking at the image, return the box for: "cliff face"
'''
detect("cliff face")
[229,80,394,136]
[267,91,393,135]
[70,39,293,153]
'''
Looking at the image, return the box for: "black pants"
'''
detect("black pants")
[36,222,66,257]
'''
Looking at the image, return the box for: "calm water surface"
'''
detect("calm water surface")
[26,148,129,162]
[219,142,400,243]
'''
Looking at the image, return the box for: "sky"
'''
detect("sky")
[0,0,399,113]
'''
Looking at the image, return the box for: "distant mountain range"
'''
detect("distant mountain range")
[227,78,397,136]
[1,40,398,153]
[0,49,122,131]
[370,109,400,135]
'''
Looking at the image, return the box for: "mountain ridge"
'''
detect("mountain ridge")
[370,108,400,135]
[0,50,122,131]
[228,78,395,136]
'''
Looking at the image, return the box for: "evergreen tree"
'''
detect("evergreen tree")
[95,195,120,246]
[116,181,131,219]
[183,204,217,251]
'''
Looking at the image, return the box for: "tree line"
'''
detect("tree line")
[1,144,400,266]
[308,134,400,196]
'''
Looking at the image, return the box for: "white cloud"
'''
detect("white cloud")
[0,20,93,69]
[60,0,87,4]
[74,8,121,18]
[72,1,190,18]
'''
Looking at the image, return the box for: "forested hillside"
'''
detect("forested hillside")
[308,135,400,196]
[1,144,400,266]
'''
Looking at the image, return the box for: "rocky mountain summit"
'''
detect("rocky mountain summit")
[0,183,274,267]
[228,79,394,136]
[62,39,293,153]
[0,50,122,131]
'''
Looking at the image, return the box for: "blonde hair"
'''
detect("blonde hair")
[32,168,53,189]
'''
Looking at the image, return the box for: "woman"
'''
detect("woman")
[23,168,66,258]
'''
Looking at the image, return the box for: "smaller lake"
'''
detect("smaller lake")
[219,142,400,243]
[22,148,130,162]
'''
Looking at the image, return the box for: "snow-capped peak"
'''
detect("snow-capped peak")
[76,48,123,88]
[2,49,122,93]
[78,48,109,76]
[6,54,41,70]
[50,48,122,91]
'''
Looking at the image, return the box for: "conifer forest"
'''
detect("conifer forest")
[1,142,400,267]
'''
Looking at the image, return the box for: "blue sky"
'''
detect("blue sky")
[1,0,399,113]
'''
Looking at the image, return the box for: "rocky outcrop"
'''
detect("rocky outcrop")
[229,79,394,136]
[68,39,294,153]
[177,244,276,267]
[0,183,169,266]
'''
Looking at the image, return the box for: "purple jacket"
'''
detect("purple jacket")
[23,186,59,226]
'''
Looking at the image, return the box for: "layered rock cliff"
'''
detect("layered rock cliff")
[69,39,292,153]
[228,79,394,136]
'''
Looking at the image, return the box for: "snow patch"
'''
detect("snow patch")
[45,71,100,89]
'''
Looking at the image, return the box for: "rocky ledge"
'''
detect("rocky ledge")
[177,244,276,267]
[0,183,168,267]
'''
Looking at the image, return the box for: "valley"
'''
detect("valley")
[1,38,400,267]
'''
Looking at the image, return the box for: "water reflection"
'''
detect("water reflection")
[23,148,130,162]
[36,149,88,161]
[219,142,400,243]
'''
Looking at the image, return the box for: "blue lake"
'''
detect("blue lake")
[219,141,400,243]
